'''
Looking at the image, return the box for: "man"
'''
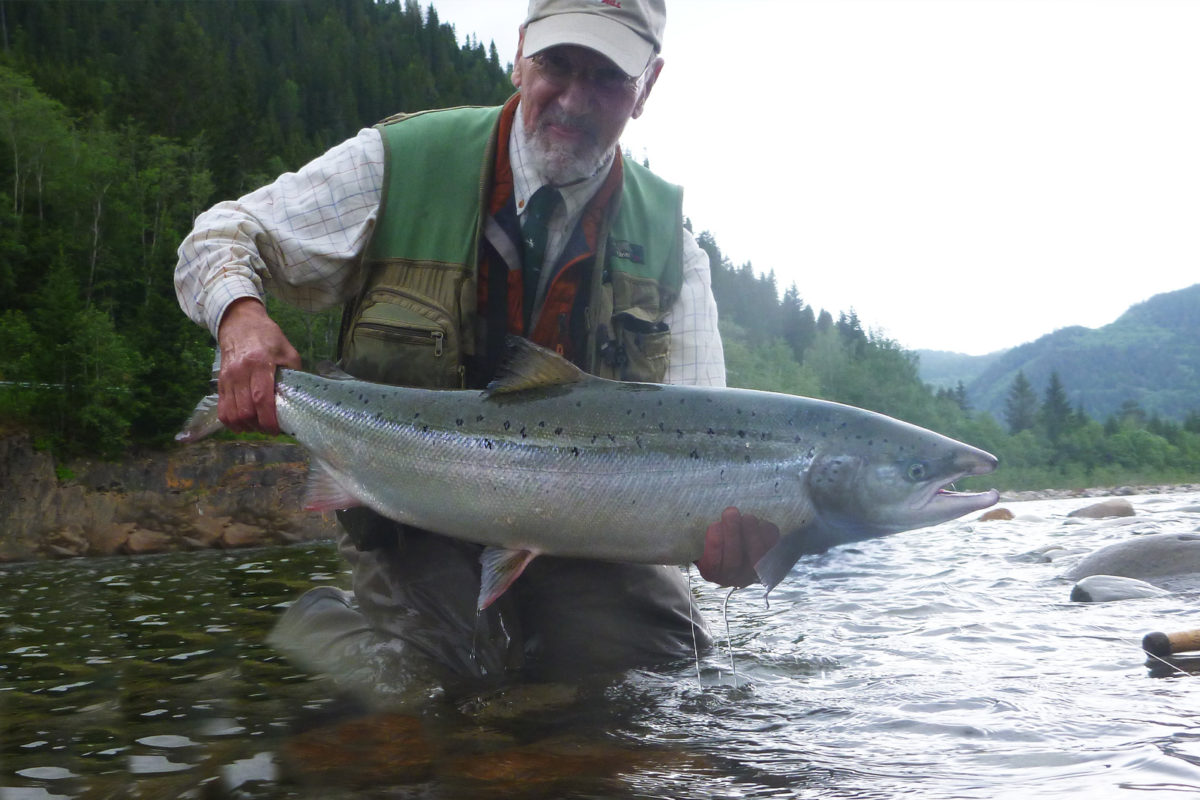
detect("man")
[176,0,776,692]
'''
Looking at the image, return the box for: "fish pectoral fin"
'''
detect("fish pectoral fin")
[754,500,824,596]
[484,337,590,396]
[478,546,538,610]
[754,529,813,597]
[302,461,363,512]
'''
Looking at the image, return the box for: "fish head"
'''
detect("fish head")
[805,413,1000,544]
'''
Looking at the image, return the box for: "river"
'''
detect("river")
[3,491,1200,799]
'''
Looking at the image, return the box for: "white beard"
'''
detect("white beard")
[528,111,615,186]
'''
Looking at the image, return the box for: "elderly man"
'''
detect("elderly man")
[175,0,776,691]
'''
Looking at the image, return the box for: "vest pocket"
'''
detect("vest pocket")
[608,313,670,382]
[342,287,462,387]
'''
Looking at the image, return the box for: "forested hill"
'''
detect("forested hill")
[0,0,513,457]
[954,284,1200,422]
[2,0,514,198]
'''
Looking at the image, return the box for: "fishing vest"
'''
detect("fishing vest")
[337,96,685,390]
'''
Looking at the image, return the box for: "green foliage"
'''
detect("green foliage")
[0,1,513,458]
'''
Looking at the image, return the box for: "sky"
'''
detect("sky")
[426,0,1200,356]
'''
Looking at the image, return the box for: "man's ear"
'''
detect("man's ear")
[631,57,664,119]
[511,27,527,89]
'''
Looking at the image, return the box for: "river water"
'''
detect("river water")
[3,491,1200,799]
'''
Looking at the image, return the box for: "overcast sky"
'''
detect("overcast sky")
[426,0,1200,355]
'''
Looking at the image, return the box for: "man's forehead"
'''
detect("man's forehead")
[534,43,623,70]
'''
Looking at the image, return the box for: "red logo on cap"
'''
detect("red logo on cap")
[601,0,622,7]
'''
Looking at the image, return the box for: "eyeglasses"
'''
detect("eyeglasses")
[529,51,642,95]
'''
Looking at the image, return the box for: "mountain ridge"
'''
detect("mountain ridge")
[916,284,1200,422]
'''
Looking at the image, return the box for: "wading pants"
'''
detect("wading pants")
[270,514,713,695]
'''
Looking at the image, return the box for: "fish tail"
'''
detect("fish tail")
[175,394,223,443]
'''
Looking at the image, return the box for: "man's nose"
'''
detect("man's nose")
[555,76,597,115]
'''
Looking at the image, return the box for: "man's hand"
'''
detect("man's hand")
[695,507,781,588]
[216,298,302,434]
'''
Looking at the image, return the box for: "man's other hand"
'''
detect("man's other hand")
[216,298,302,434]
[695,507,781,588]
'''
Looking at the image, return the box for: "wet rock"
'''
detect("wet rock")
[1063,532,1200,582]
[280,713,434,787]
[121,529,173,555]
[1067,499,1136,519]
[1070,574,1169,602]
[220,522,270,549]
[979,508,1014,521]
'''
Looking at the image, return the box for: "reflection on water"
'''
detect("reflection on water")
[4,493,1200,798]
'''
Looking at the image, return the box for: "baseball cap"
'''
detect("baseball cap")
[523,0,665,77]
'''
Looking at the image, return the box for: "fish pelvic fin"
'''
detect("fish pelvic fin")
[303,460,364,513]
[174,394,223,443]
[485,337,589,396]
[478,546,538,610]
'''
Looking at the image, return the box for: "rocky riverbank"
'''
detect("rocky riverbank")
[999,484,1200,503]
[0,433,338,562]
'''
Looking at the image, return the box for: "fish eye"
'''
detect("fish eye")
[906,462,928,482]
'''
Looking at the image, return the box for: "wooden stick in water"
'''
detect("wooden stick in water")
[1142,629,1200,658]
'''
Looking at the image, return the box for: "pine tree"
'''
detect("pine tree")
[1004,371,1039,434]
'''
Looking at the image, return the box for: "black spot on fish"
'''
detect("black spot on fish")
[484,439,494,449]
[571,446,580,457]
[503,421,511,431]
[456,418,464,426]
[689,449,699,459]
[476,415,484,422]
[794,436,802,443]
[538,421,546,427]
[626,409,632,415]
[737,430,746,438]
[520,427,527,438]
[658,422,665,431]
[676,429,684,439]
[744,455,751,463]
[591,435,598,444]
[414,412,420,419]
[760,432,770,441]
[636,435,644,449]
[554,427,563,435]
[607,434,616,443]
[421,425,429,433]
[707,428,715,436]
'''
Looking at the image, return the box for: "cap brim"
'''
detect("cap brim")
[524,12,654,76]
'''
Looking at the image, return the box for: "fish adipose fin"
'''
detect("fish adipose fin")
[315,360,357,381]
[485,337,589,395]
[303,461,363,512]
[478,546,538,610]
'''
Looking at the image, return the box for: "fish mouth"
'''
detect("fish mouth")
[924,452,1000,514]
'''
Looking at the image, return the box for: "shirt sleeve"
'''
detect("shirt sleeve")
[174,127,386,338]
[664,228,727,388]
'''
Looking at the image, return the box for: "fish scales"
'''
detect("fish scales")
[178,338,999,607]
[275,374,813,564]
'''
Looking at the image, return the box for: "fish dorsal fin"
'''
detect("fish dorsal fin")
[485,337,589,395]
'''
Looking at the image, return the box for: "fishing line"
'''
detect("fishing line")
[724,586,740,689]
[687,565,703,688]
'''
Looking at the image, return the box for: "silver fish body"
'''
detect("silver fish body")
[179,339,999,606]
